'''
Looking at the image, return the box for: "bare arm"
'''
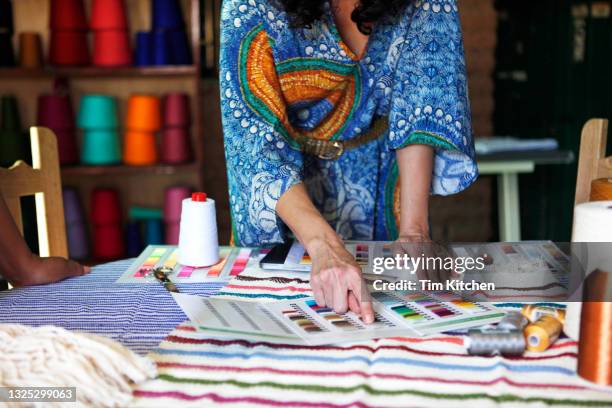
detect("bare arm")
[276,183,374,323]
[396,144,434,240]
[0,195,89,287]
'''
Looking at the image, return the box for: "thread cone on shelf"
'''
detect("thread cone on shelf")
[63,188,84,224]
[93,224,125,260]
[126,221,144,257]
[90,0,128,30]
[37,94,78,165]
[92,30,132,67]
[1,95,20,131]
[164,186,191,245]
[81,129,121,165]
[54,129,79,165]
[49,0,88,30]
[161,127,191,164]
[49,31,89,66]
[0,96,26,166]
[152,0,185,29]
[78,95,119,129]
[144,219,164,245]
[152,30,171,66]
[164,93,191,127]
[164,186,191,222]
[63,188,89,260]
[18,32,43,68]
[0,32,15,67]
[91,188,122,225]
[0,0,14,35]
[37,94,75,129]
[123,131,158,166]
[135,31,154,66]
[0,129,27,167]
[164,222,180,245]
[126,95,162,131]
[168,29,192,65]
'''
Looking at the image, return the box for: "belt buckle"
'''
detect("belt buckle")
[317,141,344,160]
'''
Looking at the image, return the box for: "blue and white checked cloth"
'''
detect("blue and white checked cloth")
[0,260,224,354]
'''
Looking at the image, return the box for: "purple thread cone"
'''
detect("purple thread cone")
[37,94,75,129]
[63,188,89,260]
[38,94,78,165]
[63,188,83,223]
[163,186,191,222]
[165,222,180,245]
[160,127,191,164]
[163,92,190,127]
[67,222,89,260]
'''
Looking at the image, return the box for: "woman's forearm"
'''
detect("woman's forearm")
[277,182,374,322]
[396,144,434,238]
[276,183,343,253]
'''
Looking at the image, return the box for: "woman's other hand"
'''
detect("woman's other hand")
[394,233,455,284]
[11,254,90,287]
[308,238,375,324]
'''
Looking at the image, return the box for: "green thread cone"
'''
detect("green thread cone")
[0,95,21,132]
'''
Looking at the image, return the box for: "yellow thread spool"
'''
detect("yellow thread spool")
[525,315,563,352]
[521,305,566,324]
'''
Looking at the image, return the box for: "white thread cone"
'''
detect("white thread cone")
[178,196,220,267]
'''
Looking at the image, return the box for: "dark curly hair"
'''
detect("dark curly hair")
[276,0,410,35]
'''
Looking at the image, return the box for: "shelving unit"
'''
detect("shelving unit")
[0,0,205,258]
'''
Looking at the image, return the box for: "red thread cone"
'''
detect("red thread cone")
[92,30,132,67]
[90,0,128,30]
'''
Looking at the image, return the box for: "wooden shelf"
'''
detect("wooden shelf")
[61,163,199,177]
[0,66,198,79]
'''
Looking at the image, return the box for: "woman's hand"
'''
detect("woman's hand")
[10,253,90,287]
[0,194,89,287]
[394,232,455,284]
[276,183,375,324]
[308,238,375,324]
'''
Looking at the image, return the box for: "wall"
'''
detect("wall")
[428,0,497,243]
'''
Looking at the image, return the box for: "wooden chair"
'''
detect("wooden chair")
[0,127,68,258]
[575,118,612,205]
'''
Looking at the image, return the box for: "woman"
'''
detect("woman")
[220,0,477,322]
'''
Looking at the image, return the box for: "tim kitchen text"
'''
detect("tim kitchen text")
[372,279,496,291]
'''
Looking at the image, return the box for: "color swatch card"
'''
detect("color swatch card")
[117,245,254,283]
[172,290,504,345]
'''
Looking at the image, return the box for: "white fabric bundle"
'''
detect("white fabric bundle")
[0,324,156,407]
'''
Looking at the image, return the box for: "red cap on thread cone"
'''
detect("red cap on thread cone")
[192,192,207,202]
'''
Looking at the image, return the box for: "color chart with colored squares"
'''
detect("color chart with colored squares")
[117,245,254,283]
[173,290,504,345]
[371,290,504,335]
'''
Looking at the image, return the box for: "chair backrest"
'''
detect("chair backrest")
[575,119,612,205]
[0,127,68,258]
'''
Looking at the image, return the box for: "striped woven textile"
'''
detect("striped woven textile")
[0,260,223,354]
[132,268,612,407]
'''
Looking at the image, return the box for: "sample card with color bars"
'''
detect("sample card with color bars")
[172,290,504,345]
[116,245,253,283]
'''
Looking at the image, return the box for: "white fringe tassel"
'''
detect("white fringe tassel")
[0,324,157,407]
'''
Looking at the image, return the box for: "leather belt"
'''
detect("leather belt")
[294,117,388,160]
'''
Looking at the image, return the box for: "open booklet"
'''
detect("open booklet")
[172,290,505,345]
